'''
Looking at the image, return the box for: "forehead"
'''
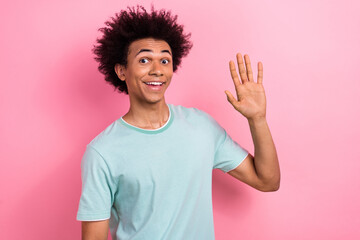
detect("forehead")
[128,38,172,56]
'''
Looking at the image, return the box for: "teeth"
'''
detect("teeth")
[146,82,163,86]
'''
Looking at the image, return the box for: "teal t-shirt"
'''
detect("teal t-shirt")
[76,104,248,240]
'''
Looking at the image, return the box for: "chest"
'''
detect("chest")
[113,128,215,198]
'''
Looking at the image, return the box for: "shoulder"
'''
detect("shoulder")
[82,119,127,170]
[169,103,214,122]
[88,121,115,146]
[169,104,222,134]
[87,119,127,154]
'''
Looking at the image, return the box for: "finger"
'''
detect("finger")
[244,54,254,82]
[236,53,248,83]
[229,60,241,89]
[225,90,238,105]
[257,61,263,84]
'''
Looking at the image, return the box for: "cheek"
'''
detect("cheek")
[127,66,148,81]
[168,73,173,80]
[165,67,174,79]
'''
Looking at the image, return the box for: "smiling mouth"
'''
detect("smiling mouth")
[144,81,165,86]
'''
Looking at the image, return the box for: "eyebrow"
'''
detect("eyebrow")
[135,49,172,56]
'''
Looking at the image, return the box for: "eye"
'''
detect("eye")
[161,59,170,64]
[139,58,149,64]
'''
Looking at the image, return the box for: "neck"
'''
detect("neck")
[123,99,170,130]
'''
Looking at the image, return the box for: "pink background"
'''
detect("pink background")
[1,0,359,239]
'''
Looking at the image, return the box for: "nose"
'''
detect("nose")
[149,61,163,76]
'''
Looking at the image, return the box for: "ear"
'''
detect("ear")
[114,64,126,81]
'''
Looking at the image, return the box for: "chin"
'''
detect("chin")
[146,97,165,104]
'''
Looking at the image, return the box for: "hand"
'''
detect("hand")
[225,53,267,121]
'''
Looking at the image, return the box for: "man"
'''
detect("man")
[77,6,280,240]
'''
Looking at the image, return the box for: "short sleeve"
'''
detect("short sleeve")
[212,122,249,173]
[76,145,116,221]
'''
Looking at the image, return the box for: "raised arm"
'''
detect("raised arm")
[225,53,280,192]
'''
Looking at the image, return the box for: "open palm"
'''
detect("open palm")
[225,53,267,120]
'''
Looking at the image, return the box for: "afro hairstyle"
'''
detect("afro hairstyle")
[93,5,193,94]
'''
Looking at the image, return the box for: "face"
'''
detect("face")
[115,38,173,106]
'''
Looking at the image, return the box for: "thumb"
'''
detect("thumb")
[225,90,237,106]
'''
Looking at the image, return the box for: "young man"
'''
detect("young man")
[77,6,280,240]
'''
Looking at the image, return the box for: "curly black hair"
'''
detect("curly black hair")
[93,5,193,94]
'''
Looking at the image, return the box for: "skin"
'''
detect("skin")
[114,38,173,129]
[225,54,280,192]
[81,220,109,240]
[81,40,280,239]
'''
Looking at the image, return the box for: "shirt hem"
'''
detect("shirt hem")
[76,212,110,221]
[222,152,249,173]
